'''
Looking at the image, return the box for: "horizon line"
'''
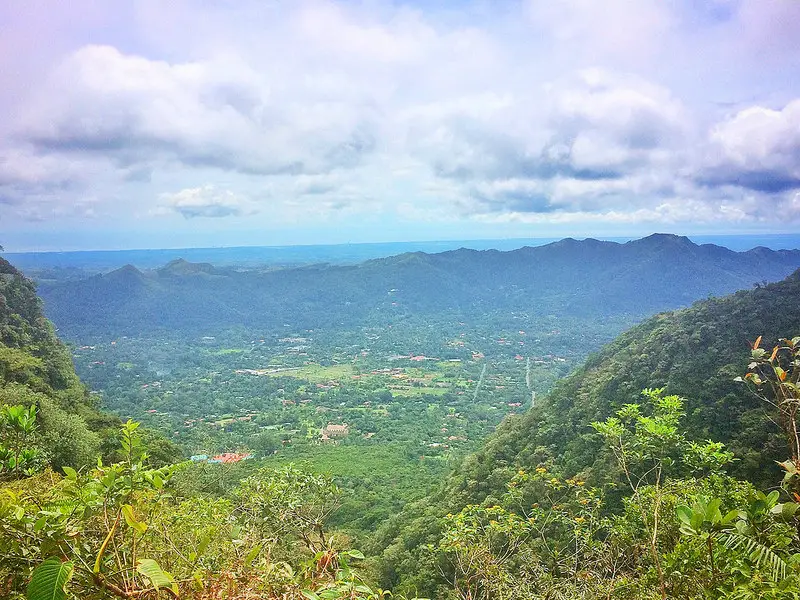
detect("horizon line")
[6,232,800,256]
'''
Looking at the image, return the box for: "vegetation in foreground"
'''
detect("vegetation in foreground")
[3,419,398,599]
[4,337,800,599]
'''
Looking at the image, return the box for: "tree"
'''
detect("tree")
[235,465,341,554]
[0,403,40,478]
[739,336,800,494]
[592,389,735,600]
[250,430,281,457]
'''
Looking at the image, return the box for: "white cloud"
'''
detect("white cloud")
[525,0,676,67]
[157,185,256,219]
[19,44,376,177]
[420,70,690,218]
[700,100,800,193]
[1,0,799,240]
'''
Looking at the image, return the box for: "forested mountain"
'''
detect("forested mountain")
[37,234,800,339]
[0,257,118,469]
[454,268,800,494]
[374,269,800,596]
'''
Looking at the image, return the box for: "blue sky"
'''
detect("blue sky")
[1,0,800,251]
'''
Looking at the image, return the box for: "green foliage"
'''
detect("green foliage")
[36,396,102,470]
[136,558,178,596]
[2,420,402,599]
[8,252,800,598]
[0,257,120,474]
[236,465,341,552]
[433,379,800,600]
[0,403,41,478]
[470,274,800,503]
[739,336,800,494]
[440,468,610,600]
[26,557,74,600]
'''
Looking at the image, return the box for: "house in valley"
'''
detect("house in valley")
[320,423,350,443]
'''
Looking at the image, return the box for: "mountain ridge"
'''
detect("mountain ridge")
[373,268,800,595]
[37,235,800,340]
[452,268,800,500]
[0,257,115,469]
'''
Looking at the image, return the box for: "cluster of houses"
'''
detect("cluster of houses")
[316,380,341,390]
[190,452,254,464]
[320,423,349,443]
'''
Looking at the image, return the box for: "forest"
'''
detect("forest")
[3,238,800,599]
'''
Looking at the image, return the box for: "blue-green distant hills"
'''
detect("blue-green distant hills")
[35,234,800,340]
[10,234,800,275]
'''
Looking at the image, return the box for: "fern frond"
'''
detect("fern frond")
[42,499,79,510]
[721,532,787,582]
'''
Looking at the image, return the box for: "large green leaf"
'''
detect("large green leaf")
[27,558,74,600]
[676,505,693,526]
[244,544,261,566]
[137,558,179,596]
[122,504,148,534]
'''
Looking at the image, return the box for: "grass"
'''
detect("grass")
[436,360,464,369]
[259,442,447,483]
[209,348,245,356]
[266,363,355,382]
[264,362,459,398]
[389,386,449,397]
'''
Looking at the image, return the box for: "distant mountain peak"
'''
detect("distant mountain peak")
[109,264,144,277]
[34,233,800,341]
[366,251,431,267]
[101,264,146,287]
[747,246,777,256]
[158,258,217,276]
[550,237,580,246]
[636,233,696,246]
[165,258,190,267]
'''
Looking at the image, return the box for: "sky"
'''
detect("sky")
[1,0,800,251]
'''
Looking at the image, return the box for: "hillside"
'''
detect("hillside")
[0,257,119,469]
[36,234,800,340]
[374,269,800,595]
[454,270,800,495]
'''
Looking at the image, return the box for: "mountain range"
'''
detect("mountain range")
[36,234,800,340]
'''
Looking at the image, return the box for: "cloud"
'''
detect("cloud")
[0,147,117,221]
[157,185,255,219]
[1,0,800,241]
[525,0,676,67]
[18,44,378,177]
[698,100,800,193]
[419,70,689,217]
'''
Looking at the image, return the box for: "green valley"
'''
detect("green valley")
[4,237,800,599]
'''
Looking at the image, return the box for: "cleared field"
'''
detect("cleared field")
[266,363,355,382]
[389,386,449,397]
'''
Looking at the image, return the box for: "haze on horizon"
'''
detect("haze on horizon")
[1,0,800,252]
